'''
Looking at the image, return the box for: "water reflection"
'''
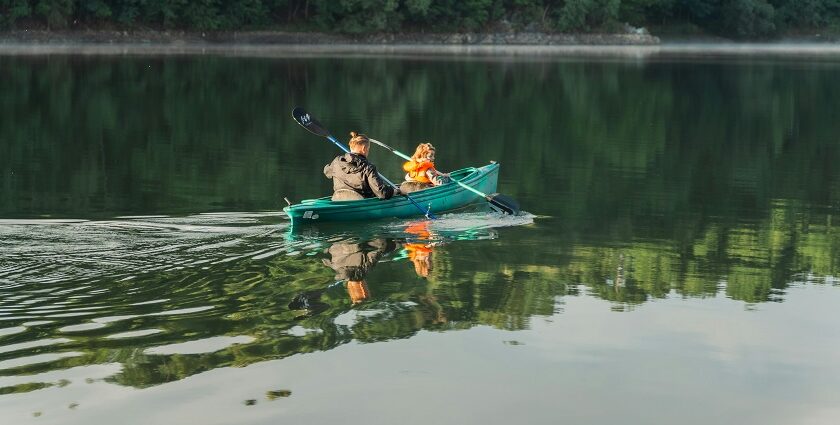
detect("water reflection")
[0,205,839,406]
[289,238,398,317]
[404,221,436,279]
[4,205,840,390]
[287,220,449,318]
[0,213,529,395]
[3,54,840,423]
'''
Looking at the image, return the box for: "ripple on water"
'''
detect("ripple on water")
[146,306,215,317]
[0,316,37,322]
[0,338,71,354]
[0,352,83,371]
[91,315,138,324]
[58,323,108,333]
[0,214,286,287]
[0,363,121,389]
[21,321,54,327]
[0,211,533,395]
[0,326,26,337]
[42,311,101,319]
[104,329,163,339]
[285,326,322,337]
[144,335,255,356]
[129,299,170,306]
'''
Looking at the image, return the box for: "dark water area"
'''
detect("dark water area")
[1,53,840,424]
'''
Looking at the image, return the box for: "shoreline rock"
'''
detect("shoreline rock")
[0,29,660,46]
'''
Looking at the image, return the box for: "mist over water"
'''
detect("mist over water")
[2,51,840,424]
[3,42,840,59]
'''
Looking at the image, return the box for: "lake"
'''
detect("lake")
[1,48,840,424]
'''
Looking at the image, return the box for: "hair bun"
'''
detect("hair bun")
[350,131,358,138]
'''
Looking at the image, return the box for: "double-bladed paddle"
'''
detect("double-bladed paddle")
[291,107,436,220]
[368,138,521,215]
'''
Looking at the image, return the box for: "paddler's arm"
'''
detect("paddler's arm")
[364,164,396,200]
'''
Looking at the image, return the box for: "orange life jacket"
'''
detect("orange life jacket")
[405,243,433,277]
[405,221,431,238]
[405,221,434,278]
[403,160,436,184]
[346,280,370,304]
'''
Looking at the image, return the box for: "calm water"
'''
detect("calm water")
[2,52,840,424]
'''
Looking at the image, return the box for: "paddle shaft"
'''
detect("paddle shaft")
[369,139,491,199]
[327,135,435,219]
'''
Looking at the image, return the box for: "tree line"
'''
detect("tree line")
[1,0,839,38]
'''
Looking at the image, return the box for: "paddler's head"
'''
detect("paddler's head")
[348,131,370,157]
[411,142,435,163]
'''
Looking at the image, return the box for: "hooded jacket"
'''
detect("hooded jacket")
[321,239,398,281]
[323,153,395,200]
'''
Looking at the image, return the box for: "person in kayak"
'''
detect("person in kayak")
[400,142,450,194]
[324,131,399,201]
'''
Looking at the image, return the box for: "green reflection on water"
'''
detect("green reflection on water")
[1,54,840,397]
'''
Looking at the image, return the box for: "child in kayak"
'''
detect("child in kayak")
[400,142,450,193]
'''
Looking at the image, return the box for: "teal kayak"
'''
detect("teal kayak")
[284,162,500,226]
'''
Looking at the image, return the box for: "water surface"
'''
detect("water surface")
[1,52,840,424]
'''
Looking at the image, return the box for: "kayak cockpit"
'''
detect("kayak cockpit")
[297,166,479,205]
[284,163,499,225]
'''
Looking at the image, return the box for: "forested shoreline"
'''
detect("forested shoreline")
[1,1,839,40]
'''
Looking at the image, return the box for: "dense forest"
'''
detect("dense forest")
[1,0,839,38]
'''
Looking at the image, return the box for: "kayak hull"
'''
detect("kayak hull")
[283,162,500,226]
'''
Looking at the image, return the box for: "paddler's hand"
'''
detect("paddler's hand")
[394,188,405,197]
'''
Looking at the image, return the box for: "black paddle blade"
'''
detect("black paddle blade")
[486,193,520,215]
[292,107,331,137]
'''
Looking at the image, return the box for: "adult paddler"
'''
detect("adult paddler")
[323,131,400,201]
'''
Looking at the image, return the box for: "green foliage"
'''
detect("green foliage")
[181,0,222,30]
[141,0,185,27]
[35,0,73,28]
[80,0,111,19]
[677,0,720,20]
[556,0,621,32]
[771,0,840,29]
[620,0,674,25]
[312,0,400,33]
[721,0,775,37]
[401,0,499,31]
[112,0,140,24]
[403,0,433,17]
[221,0,269,28]
[0,0,839,37]
[0,0,33,28]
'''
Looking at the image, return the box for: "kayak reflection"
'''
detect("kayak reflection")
[285,215,517,320]
[288,239,399,317]
[287,220,448,318]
